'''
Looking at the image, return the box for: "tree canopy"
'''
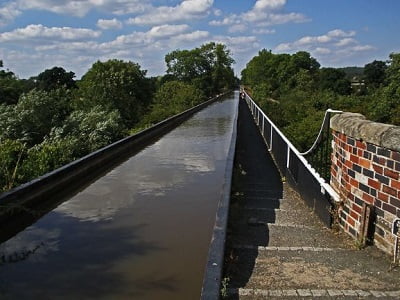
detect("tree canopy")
[165,42,235,96]
[77,59,154,127]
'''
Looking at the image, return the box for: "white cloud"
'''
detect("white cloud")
[0,24,101,43]
[17,0,149,17]
[254,0,286,11]
[97,18,122,30]
[127,0,214,25]
[335,38,357,47]
[229,24,248,33]
[0,2,21,27]
[253,28,276,35]
[274,29,374,65]
[209,0,309,36]
[148,24,190,38]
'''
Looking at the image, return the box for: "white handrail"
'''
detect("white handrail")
[300,109,342,156]
[243,91,340,202]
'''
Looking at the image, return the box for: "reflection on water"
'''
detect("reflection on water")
[0,93,238,299]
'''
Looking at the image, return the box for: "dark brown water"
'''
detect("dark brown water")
[0,93,238,299]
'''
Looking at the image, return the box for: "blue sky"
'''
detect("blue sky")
[0,0,399,79]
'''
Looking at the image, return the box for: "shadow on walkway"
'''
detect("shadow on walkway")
[223,98,283,298]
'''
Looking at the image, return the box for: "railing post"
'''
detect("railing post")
[262,116,265,137]
[287,145,291,169]
[269,126,273,151]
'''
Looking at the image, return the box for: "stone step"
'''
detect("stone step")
[226,288,400,299]
[242,197,284,210]
[243,208,317,227]
[239,189,283,198]
[226,248,399,293]
[228,224,342,248]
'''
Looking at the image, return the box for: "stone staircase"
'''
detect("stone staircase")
[222,99,400,299]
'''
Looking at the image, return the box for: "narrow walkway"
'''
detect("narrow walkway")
[223,99,400,299]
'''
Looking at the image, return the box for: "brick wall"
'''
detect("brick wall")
[330,112,400,255]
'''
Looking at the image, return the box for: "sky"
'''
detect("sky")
[0,0,399,79]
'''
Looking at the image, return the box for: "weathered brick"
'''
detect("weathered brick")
[383,185,397,197]
[374,199,382,208]
[356,140,366,149]
[373,155,386,165]
[367,144,376,153]
[378,147,391,158]
[395,162,400,172]
[387,159,394,169]
[362,193,374,204]
[391,179,400,190]
[350,178,358,187]
[375,207,384,217]
[359,158,371,168]
[355,197,363,206]
[382,203,397,215]
[348,169,355,178]
[375,225,385,237]
[375,173,390,185]
[384,168,399,180]
[390,197,400,208]
[352,203,362,214]
[345,160,353,169]
[392,151,400,162]
[359,182,370,193]
[370,188,377,197]
[347,216,356,226]
[373,164,383,174]
[352,147,358,155]
[377,192,389,202]
[363,151,372,160]
[353,164,362,173]
[348,225,356,236]
[363,168,374,178]
[368,178,381,190]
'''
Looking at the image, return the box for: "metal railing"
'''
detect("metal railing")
[244,91,340,226]
[300,109,342,181]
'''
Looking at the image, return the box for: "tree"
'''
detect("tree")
[318,68,351,95]
[165,42,235,96]
[49,106,126,156]
[141,81,205,125]
[0,61,24,105]
[78,59,153,127]
[35,66,77,91]
[364,60,387,89]
[0,89,72,146]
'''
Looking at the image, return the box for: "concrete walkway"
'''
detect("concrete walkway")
[222,99,400,299]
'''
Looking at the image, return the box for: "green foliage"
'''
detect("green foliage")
[35,66,77,91]
[0,89,72,146]
[165,42,235,96]
[19,137,78,182]
[0,63,24,105]
[50,106,126,155]
[0,45,236,193]
[241,50,320,98]
[140,80,205,125]
[77,59,153,127]
[243,50,400,155]
[318,68,351,95]
[0,139,26,192]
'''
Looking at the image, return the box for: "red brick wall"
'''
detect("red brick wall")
[331,130,400,254]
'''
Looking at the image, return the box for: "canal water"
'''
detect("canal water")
[0,93,238,299]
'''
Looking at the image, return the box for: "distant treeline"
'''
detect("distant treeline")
[0,42,236,193]
[241,50,400,152]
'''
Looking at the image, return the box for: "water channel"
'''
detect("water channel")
[0,92,238,299]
